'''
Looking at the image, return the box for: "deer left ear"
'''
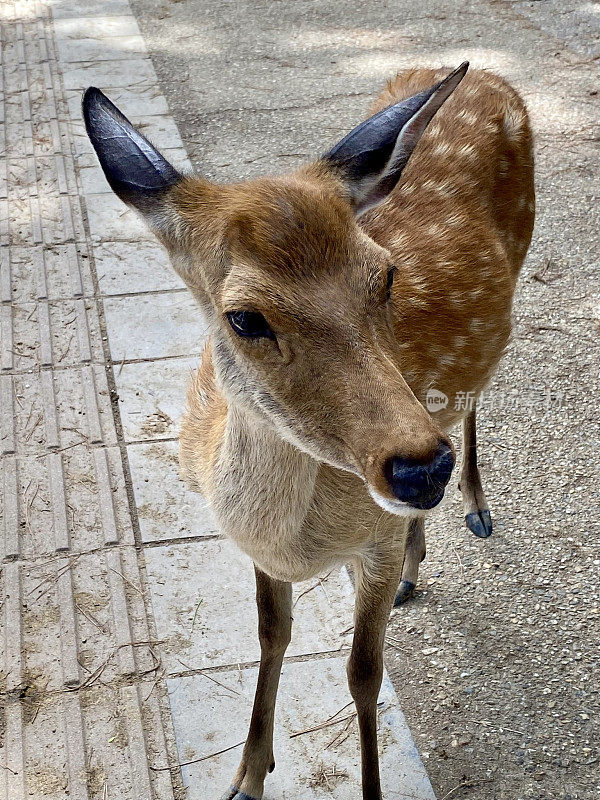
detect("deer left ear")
[82,87,182,227]
[324,62,469,216]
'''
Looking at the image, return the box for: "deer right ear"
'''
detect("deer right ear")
[82,87,182,228]
[323,62,468,215]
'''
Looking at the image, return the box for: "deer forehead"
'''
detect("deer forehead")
[223,178,363,277]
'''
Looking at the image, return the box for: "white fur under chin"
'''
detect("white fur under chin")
[367,486,433,518]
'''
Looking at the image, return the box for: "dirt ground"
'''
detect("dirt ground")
[128,1,600,798]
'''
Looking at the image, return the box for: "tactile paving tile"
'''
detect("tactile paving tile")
[0,3,180,798]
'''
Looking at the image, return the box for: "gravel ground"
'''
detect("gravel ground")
[128,1,600,798]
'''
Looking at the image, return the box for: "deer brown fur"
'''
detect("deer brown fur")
[84,64,534,800]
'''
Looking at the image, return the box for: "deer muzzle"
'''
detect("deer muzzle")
[384,443,455,510]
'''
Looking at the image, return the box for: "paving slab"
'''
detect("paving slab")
[0,2,181,796]
[127,440,217,543]
[144,539,355,672]
[50,0,132,20]
[52,15,142,41]
[85,191,155,243]
[115,356,200,443]
[61,57,158,93]
[167,658,435,800]
[103,292,206,362]
[94,240,186,295]
[54,34,148,64]
[3,244,94,304]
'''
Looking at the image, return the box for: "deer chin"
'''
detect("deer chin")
[265,412,363,476]
[367,485,446,517]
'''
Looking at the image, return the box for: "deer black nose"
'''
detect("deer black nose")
[385,443,455,510]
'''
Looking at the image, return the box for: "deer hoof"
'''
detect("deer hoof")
[220,790,259,800]
[465,509,492,538]
[394,580,415,606]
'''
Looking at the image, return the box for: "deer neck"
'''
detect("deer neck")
[210,401,319,577]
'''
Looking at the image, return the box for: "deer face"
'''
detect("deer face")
[83,65,468,513]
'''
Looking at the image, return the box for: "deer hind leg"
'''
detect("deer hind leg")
[222,567,292,800]
[459,404,492,538]
[394,517,426,606]
[348,546,404,800]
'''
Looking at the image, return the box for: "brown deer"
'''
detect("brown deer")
[84,62,534,800]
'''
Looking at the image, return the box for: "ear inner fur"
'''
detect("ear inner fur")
[324,62,469,213]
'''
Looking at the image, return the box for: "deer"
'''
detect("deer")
[83,61,534,800]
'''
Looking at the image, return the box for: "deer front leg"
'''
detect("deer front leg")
[459,404,492,538]
[394,517,425,606]
[348,549,404,800]
[222,566,292,800]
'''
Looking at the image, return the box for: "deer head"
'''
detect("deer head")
[83,64,468,514]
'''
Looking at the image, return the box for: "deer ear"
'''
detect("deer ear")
[324,62,468,215]
[82,87,182,225]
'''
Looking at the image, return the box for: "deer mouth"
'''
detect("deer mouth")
[367,485,447,516]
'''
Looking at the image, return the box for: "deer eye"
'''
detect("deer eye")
[386,266,397,301]
[226,311,274,339]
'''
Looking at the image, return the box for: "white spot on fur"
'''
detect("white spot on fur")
[432,141,453,158]
[503,107,525,141]
[408,295,430,310]
[438,353,456,368]
[436,178,459,198]
[456,109,479,125]
[446,212,467,228]
[458,143,478,160]
[494,240,507,260]
[391,231,410,249]
[428,222,444,237]
[449,293,467,307]
[421,178,439,192]
[399,253,420,270]
[469,318,485,333]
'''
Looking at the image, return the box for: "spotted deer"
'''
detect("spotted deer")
[84,62,534,800]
